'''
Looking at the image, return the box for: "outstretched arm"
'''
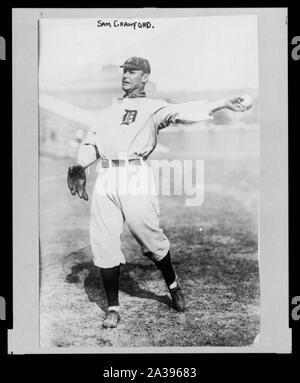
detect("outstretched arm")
[208,96,250,114]
[153,95,251,130]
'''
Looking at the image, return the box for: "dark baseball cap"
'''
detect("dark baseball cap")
[120,57,151,73]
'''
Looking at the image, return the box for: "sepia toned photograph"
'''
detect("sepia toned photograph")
[38,14,260,348]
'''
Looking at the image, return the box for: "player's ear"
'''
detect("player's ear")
[142,72,149,84]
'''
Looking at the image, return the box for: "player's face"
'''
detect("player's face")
[122,68,148,93]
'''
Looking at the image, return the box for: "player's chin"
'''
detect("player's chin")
[122,82,131,90]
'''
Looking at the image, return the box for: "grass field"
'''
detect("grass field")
[39,151,260,348]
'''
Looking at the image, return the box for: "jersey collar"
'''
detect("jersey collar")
[118,91,146,100]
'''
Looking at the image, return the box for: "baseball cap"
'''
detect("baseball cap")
[120,57,151,73]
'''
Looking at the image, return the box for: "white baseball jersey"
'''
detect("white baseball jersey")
[77,95,212,166]
[77,94,212,268]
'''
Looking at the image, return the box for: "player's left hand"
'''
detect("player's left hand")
[67,163,89,201]
[224,96,247,112]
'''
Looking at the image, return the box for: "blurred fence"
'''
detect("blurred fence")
[39,106,259,160]
[39,61,260,160]
[39,67,259,160]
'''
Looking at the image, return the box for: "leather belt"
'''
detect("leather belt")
[99,158,144,168]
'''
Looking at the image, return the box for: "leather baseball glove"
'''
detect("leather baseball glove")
[67,163,88,201]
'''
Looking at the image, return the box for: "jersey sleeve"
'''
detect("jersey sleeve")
[77,120,100,167]
[152,100,213,130]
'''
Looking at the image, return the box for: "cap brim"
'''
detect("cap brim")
[120,64,150,73]
[120,64,141,70]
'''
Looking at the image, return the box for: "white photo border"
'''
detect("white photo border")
[11,7,289,354]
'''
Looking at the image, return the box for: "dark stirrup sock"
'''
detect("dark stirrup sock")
[153,251,177,288]
[100,265,121,307]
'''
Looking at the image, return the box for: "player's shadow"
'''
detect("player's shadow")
[65,258,172,312]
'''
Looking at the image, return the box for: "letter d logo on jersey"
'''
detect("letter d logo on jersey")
[121,109,138,125]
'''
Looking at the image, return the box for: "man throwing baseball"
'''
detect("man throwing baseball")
[67,57,249,329]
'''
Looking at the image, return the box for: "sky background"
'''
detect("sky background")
[39,15,258,92]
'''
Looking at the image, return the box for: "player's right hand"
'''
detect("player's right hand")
[67,163,89,201]
[225,96,248,112]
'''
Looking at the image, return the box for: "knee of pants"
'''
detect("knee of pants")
[142,238,170,262]
[90,224,125,268]
[90,237,126,268]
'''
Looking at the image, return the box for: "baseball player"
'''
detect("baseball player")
[67,57,249,329]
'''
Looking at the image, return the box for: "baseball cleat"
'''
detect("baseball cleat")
[169,285,186,312]
[102,310,121,328]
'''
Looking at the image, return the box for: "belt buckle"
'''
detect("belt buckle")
[116,159,125,167]
[117,159,128,167]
